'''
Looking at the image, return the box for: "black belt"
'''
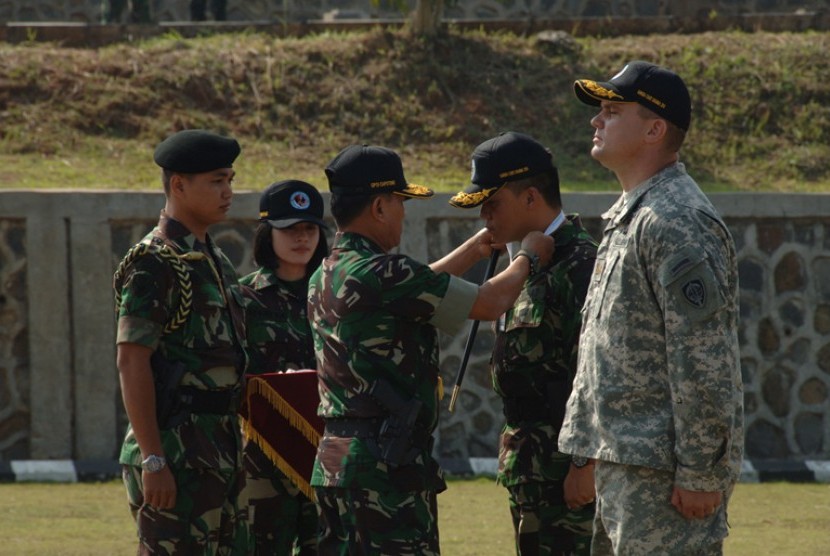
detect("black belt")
[502,397,552,424]
[178,386,237,414]
[324,418,433,451]
[324,418,384,438]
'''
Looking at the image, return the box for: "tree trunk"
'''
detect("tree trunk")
[410,0,444,36]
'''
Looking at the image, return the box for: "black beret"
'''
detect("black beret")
[153,129,241,173]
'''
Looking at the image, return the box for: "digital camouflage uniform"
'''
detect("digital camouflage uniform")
[308,231,478,556]
[559,163,743,555]
[493,215,597,556]
[238,267,318,556]
[115,213,249,555]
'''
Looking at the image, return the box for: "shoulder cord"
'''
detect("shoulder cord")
[113,243,193,334]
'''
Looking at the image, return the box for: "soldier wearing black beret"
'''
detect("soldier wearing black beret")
[114,129,250,554]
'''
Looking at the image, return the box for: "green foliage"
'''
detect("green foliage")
[0,30,828,191]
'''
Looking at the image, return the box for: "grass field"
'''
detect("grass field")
[1,478,828,555]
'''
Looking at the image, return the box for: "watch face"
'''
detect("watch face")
[142,455,166,473]
[572,456,588,468]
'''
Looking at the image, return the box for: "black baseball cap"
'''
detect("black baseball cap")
[574,61,691,131]
[325,144,433,199]
[259,180,327,229]
[153,129,241,173]
[449,131,556,209]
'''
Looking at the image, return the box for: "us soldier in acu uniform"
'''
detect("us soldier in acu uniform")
[114,129,249,555]
[449,132,598,556]
[559,62,743,555]
[238,180,328,555]
[308,144,555,555]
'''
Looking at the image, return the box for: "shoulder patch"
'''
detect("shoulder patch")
[681,278,706,308]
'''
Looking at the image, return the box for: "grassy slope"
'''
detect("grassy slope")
[0,29,828,192]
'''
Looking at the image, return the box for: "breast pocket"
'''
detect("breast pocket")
[504,283,545,332]
[583,233,628,319]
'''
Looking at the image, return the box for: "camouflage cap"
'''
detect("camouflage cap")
[574,60,691,131]
[449,131,556,209]
[153,129,241,173]
[325,144,433,199]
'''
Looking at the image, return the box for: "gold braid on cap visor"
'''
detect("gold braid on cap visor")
[402,184,434,197]
[579,80,625,101]
[449,186,499,208]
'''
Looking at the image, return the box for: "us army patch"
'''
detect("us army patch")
[658,245,723,322]
[681,278,706,308]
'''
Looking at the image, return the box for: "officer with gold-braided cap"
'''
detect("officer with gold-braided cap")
[307,143,555,554]
[114,129,250,554]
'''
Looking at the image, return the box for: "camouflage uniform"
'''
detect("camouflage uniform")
[116,213,249,555]
[559,163,743,554]
[238,267,318,555]
[308,231,478,555]
[493,215,597,556]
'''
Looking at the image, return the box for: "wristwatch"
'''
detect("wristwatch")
[571,456,590,468]
[514,249,540,276]
[141,454,167,473]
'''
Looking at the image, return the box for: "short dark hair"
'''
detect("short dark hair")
[161,168,197,196]
[330,192,376,228]
[252,222,329,279]
[637,104,687,152]
[162,168,173,195]
[504,169,561,209]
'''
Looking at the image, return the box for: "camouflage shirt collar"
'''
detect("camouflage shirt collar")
[333,231,386,255]
[246,266,281,291]
[604,162,686,225]
[551,214,584,246]
[157,210,216,254]
[246,266,306,298]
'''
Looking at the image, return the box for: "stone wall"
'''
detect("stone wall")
[0,190,828,465]
[0,0,826,23]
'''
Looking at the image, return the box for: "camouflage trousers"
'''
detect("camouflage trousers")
[123,464,249,555]
[507,480,594,556]
[239,441,318,555]
[592,460,731,555]
[315,486,440,556]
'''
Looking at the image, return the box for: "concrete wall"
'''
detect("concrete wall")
[1,190,828,465]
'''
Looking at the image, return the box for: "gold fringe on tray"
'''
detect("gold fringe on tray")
[248,376,322,446]
[241,375,323,502]
[241,415,316,502]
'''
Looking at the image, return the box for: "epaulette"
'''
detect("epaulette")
[113,242,193,334]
